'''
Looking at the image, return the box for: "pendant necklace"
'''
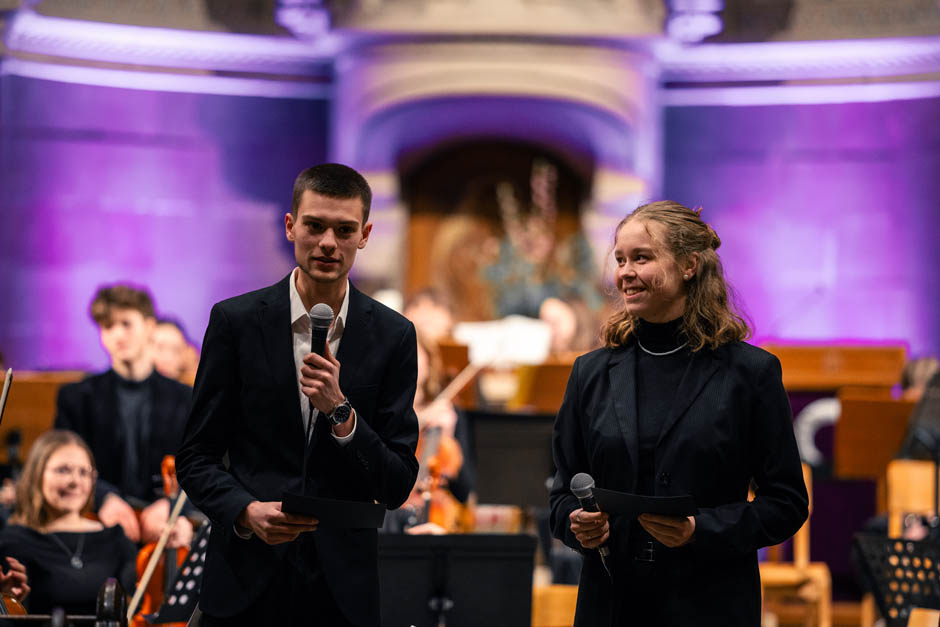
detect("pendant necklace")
[636,337,687,356]
[47,532,85,569]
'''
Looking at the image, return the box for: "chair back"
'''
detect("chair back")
[835,393,916,512]
[531,584,578,627]
[908,608,940,627]
[886,459,939,536]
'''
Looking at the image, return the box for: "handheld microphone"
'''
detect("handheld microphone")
[571,472,610,559]
[303,303,335,479]
[309,303,334,357]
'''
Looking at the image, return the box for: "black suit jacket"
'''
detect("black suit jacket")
[55,370,192,505]
[176,276,419,625]
[549,341,808,627]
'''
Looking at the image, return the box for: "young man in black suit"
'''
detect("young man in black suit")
[176,163,420,626]
[54,284,194,548]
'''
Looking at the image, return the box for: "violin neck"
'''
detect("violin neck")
[419,427,442,463]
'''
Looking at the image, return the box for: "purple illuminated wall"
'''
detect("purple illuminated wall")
[0,75,329,370]
[663,97,940,357]
[4,67,938,370]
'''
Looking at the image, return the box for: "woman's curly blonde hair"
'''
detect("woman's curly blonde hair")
[600,200,750,351]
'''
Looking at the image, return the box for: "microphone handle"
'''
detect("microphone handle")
[577,494,600,514]
[311,326,329,357]
[576,495,610,558]
[304,324,330,487]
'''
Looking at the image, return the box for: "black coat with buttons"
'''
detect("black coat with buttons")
[549,340,808,626]
[176,275,419,625]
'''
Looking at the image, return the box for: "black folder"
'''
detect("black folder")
[281,493,386,528]
[594,487,697,519]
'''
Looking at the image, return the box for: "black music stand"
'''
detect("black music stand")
[378,534,536,627]
[145,524,211,624]
[854,534,940,626]
[467,409,555,508]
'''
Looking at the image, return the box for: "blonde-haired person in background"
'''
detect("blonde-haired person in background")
[152,317,199,386]
[0,430,137,614]
[549,201,808,626]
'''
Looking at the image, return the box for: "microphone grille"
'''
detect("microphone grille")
[570,472,595,498]
[309,303,334,328]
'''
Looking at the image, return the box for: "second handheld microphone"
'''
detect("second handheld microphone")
[570,472,610,558]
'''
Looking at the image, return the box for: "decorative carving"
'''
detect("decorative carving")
[658,36,940,82]
[4,9,333,76]
[5,5,940,86]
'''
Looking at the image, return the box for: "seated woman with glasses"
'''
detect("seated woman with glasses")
[0,430,136,614]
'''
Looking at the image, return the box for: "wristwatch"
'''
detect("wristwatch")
[327,399,353,426]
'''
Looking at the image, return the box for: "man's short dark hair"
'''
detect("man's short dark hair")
[89,284,155,327]
[291,163,373,224]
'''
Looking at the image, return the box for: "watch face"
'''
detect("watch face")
[331,402,352,424]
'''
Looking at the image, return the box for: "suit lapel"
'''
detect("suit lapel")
[259,275,306,443]
[335,283,373,393]
[655,348,720,448]
[608,346,639,481]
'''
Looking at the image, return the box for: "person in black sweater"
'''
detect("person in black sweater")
[0,430,136,615]
[549,201,808,626]
[54,284,192,549]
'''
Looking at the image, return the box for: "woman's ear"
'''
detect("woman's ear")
[683,253,700,280]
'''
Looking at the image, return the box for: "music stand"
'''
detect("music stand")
[378,534,537,627]
[854,534,940,626]
[468,409,555,508]
[145,524,211,624]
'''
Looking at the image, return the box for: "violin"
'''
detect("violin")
[409,363,482,533]
[413,421,464,531]
[130,456,189,627]
[0,594,26,616]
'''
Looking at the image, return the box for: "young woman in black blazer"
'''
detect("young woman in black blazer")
[549,201,808,626]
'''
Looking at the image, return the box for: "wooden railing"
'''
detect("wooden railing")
[761,343,906,393]
[0,370,84,464]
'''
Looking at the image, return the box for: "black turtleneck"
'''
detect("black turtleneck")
[631,317,692,545]
[634,317,690,456]
[112,370,153,500]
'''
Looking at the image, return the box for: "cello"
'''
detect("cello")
[129,455,189,627]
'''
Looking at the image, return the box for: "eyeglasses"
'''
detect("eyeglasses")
[47,465,97,480]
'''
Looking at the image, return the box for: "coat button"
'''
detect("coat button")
[659,472,671,486]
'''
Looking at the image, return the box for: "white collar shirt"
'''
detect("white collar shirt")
[289,267,354,443]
